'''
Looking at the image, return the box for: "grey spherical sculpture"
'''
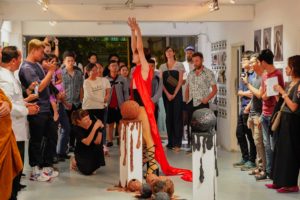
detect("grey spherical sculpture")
[191,108,217,133]
[152,192,170,200]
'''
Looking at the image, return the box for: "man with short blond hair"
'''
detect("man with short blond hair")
[19,39,59,182]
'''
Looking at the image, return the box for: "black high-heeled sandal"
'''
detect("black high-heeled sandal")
[144,146,159,177]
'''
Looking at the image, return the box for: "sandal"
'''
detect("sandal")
[144,145,159,177]
[249,168,261,175]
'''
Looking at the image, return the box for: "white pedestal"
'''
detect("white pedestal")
[192,133,217,200]
[119,120,143,188]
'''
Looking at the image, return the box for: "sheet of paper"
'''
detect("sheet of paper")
[266,76,279,97]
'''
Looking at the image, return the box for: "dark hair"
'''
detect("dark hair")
[258,49,274,65]
[88,52,97,59]
[108,53,120,62]
[119,64,128,71]
[71,109,89,125]
[164,46,176,62]
[242,50,255,60]
[147,59,155,64]
[192,52,204,59]
[288,55,300,78]
[109,59,119,65]
[1,46,19,63]
[63,51,75,60]
[85,63,97,72]
[144,47,152,61]
[40,54,50,63]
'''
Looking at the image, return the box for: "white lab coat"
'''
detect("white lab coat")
[0,66,29,141]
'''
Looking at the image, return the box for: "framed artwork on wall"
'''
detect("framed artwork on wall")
[263,27,272,50]
[274,25,283,62]
[254,29,261,53]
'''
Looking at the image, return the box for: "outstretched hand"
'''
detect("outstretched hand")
[127,17,139,31]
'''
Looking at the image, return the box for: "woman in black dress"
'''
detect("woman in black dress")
[160,47,184,152]
[70,109,105,175]
[269,55,300,193]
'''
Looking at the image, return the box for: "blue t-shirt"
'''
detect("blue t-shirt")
[19,60,51,113]
[239,71,256,108]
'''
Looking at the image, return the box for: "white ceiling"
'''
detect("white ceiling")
[0,0,263,6]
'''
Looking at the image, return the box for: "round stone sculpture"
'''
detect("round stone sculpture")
[191,108,217,132]
[140,183,152,198]
[120,100,140,120]
[127,179,142,192]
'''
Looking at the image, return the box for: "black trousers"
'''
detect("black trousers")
[163,93,183,148]
[66,104,82,148]
[28,113,57,167]
[236,109,256,163]
[11,141,24,200]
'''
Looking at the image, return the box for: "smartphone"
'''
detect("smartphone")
[34,84,39,95]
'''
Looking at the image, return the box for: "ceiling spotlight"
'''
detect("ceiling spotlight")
[230,0,236,4]
[209,0,219,12]
[49,21,57,26]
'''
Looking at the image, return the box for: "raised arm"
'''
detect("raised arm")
[128,17,149,80]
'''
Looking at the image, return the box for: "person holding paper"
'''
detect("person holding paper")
[257,49,284,179]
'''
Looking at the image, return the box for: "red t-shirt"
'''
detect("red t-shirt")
[261,69,284,116]
[109,86,118,108]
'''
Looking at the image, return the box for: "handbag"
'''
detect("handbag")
[270,83,295,132]
[166,70,178,87]
[270,103,285,132]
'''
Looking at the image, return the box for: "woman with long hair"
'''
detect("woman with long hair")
[160,47,185,152]
[268,55,300,192]
[127,17,191,181]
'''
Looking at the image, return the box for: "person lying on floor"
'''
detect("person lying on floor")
[70,109,105,175]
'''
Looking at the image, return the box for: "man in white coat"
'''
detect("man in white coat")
[0,46,40,199]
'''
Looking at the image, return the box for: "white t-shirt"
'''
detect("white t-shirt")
[83,77,111,110]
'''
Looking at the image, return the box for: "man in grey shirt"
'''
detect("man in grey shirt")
[241,54,266,180]
[61,51,84,151]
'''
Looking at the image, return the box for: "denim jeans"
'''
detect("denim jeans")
[260,114,274,174]
[57,103,71,155]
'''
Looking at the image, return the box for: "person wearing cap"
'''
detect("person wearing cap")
[182,45,195,147]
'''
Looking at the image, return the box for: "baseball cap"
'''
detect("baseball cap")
[185,45,195,52]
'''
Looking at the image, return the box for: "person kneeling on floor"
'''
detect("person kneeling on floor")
[70,109,105,175]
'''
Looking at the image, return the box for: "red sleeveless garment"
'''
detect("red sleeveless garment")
[131,64,192,182]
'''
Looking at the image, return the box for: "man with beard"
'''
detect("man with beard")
[185,52,217,123]
[182,46,195,148]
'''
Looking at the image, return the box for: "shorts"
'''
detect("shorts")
[106,107,122,124]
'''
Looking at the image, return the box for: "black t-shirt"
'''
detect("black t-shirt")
[74,120,103,158]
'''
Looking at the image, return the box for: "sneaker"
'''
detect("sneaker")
[30,166,51,182]
[241,161,256,171]
[42,167,59,178]
[233,159,247,168]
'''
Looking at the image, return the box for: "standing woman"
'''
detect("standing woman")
[269,55,300,192]
[82,63,111,152]
[160,47,185,152]
[128,18,191,181]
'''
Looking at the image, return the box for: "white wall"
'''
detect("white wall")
[0,21,12,45]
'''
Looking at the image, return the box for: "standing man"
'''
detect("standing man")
[182,46,195,145]
[185,52,217,122]
[257,49,284,178]
[233,51,257,170]
[106,60,129,147]
[241,53,267,180]
[19,39,58,181]
[61,51,84,152]
[0,46,40,199]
